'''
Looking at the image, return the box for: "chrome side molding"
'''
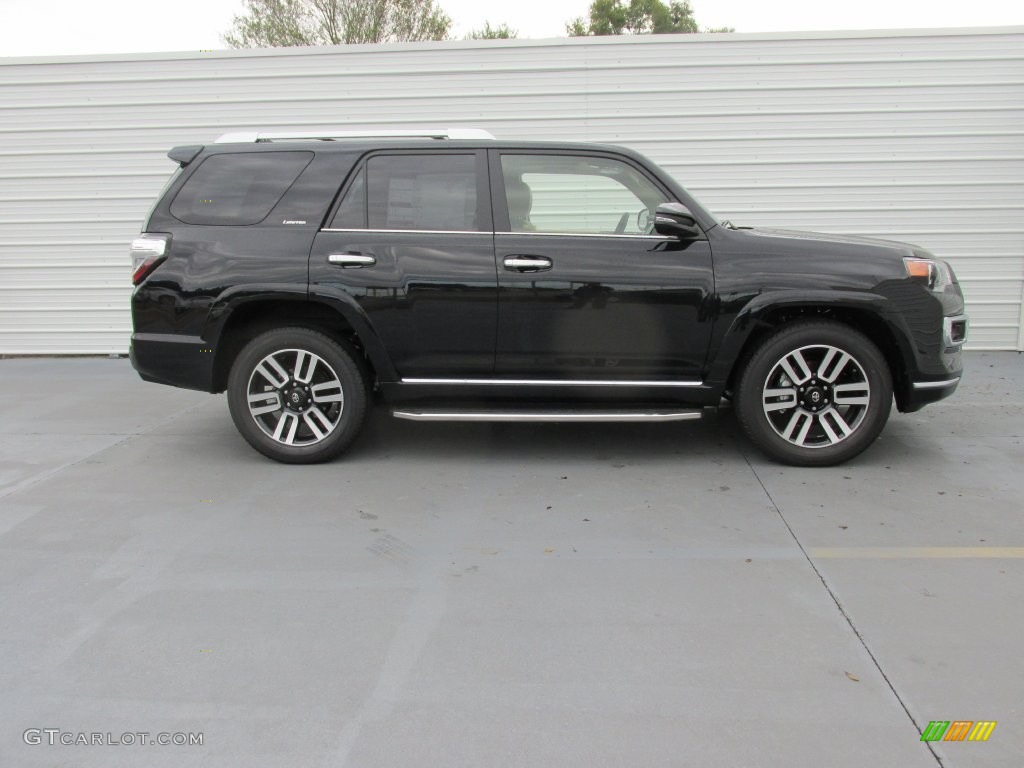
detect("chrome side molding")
[392,409,703,423]
[400,378,704,388]
[912,377,961,390]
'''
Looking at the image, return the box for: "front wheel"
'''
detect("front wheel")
[735,321,892,466]
[227,327,368,464]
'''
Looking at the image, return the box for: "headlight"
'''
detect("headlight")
[903,257,953,292]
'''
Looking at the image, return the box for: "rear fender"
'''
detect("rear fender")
[205,287,398,388]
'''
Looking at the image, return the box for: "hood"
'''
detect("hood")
[733,227,934,260]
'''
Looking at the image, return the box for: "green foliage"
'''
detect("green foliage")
[225,0,310,47]
[224,0,452,47]
[466,22,517,40]
[567,0,727,36]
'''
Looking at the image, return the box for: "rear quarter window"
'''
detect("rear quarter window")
[170,151,313,226]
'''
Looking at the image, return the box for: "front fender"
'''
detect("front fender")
[704,289,907,390]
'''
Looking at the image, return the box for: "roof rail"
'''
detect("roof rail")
[215,128,496,143]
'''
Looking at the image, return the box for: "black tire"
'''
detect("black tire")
[226,327,368,464]
[735,321,892,466]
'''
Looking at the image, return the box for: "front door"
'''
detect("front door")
[491,150,714,383]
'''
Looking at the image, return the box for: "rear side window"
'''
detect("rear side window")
[331,167,366,229]
[171,151,313,226]
[362,154,478,231]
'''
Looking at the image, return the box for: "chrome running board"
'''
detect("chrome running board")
[392,408,703,423]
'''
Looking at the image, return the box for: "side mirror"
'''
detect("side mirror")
[653,202,701,239]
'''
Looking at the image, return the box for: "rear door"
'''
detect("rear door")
[490,150,714,383]
[309,150,496,378]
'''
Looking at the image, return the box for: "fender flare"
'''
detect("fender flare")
[305,288,398,381]
[204,285,398,383]
[704,289,911,389]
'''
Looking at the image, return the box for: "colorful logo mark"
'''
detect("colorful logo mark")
[921,721,996,742]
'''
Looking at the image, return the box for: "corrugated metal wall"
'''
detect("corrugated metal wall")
[1,27,1022,353]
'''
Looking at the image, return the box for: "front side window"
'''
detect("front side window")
[348,154,479,232]
[170,151,312,226]
[500,154,671,235]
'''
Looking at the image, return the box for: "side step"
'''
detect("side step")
[392,408,704,423]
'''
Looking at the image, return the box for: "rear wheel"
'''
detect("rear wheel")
[227,327,367,464]
[735,321,892,466]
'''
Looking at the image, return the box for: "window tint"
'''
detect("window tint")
[331,167,366,228]
[500,154,670,235]
[366,154,479,231]
[171,151,313,226]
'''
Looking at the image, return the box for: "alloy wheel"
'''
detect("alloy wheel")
[246,348,345,446]
[761,344,871,449]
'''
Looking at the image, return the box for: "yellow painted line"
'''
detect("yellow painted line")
[809,547,1024,559]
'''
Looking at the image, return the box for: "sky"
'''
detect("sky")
[0,0,1022,57]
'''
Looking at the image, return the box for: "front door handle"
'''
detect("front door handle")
[328,252,376,268]
[503,255,552,272]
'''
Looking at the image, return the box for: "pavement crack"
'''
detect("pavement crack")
[740,448,945,768]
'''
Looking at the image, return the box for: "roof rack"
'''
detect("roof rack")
[215,128,496,143]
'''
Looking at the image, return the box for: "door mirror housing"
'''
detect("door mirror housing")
[653,203,702,239]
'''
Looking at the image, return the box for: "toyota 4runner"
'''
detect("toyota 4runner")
[129,129,967,466]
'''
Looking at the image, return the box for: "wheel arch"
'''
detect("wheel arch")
[206,294,395,393]
[708,291,915,410]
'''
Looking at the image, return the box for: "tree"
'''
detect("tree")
[225,0,452,47]
[466,22,517,40]
[567,0,727,36]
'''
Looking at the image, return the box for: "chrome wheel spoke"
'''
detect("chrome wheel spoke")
[255,355,290,388]
[779,350,813,386]
[272,411,301,445]
[311,379,344,404]
[794,414,814,446]
[833,382,870,406]
[818,349,851,382]
[248,391,281,417]
[824,407,854,438]
[294,350,318,384]
[304,407,333,439]
[817,412,842,444]
[763,387,797,412]
[782,410,807,441]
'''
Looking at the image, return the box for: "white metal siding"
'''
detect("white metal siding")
[1,28,1021,353]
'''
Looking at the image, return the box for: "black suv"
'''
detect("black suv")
[129,129,967,466]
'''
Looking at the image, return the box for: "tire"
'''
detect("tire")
[735,321,892,466]
[226,327,368,464]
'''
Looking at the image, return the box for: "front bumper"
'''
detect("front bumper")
[898,312,967,412]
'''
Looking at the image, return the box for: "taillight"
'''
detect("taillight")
[131,234,170,285]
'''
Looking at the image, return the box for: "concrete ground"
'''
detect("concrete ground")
[0,351,1020,768]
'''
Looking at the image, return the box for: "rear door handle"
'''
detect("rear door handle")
[328,252,376,268]
[503,255,552,272]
